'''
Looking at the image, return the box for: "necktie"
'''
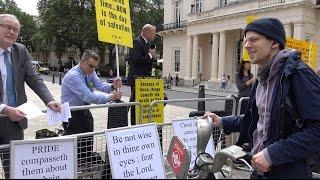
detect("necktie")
[85,75,93,92]
[84,75,92,105]
[4,50,16,107]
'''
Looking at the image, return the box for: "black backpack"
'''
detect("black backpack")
[283,63,320,173]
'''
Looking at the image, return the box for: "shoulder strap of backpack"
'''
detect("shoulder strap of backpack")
[284,61,304,129]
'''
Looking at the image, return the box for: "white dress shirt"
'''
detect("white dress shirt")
[0,47,12,113]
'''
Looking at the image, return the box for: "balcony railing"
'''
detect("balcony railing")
[162,21,187,31]
[188,0,314,22]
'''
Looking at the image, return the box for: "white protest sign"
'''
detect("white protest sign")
[105,123,166,179]
[10,137,77,179]
[172,118,215,170]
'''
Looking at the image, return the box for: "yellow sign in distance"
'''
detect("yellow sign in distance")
[242,16,317,68]
[243,16,259,62]
[246,16,258,24]
[95,0,133,47]
[286,37,317,69]
[135,77,164,124]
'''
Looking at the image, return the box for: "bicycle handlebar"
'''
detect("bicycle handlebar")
[187,117,253,179]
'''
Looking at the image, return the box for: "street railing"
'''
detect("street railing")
[149,96,238,152]
[0,102,143,126]
[148,97,237,122]
[0,96,242,179]
[237,97,249,116]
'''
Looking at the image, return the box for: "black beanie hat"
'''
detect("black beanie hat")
[244,18,286,50]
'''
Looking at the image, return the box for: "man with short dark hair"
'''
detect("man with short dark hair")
[61,49,121,162]
[205,18,320,178]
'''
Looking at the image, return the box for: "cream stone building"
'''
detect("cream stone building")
[159,0,320,87]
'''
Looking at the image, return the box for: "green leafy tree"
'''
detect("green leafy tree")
[36,0,163,71]
[129,0,163,58]
[38,0,106,62]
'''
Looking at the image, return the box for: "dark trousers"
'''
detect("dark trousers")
[0,118,24,179]
[63,110,94,163]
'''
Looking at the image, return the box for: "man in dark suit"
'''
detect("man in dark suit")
[0,14,61,178]
[129,24,157,125]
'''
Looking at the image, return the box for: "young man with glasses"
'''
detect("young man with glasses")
[61,49,121,162]
[0,14,61,178]
[205,18,320,178]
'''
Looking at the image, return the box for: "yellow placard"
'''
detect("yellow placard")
[95,0,133,47]
[242,16,318,68]
[135,77,164,124]
[246,16,258,24]
[243,16,259,62]
[286,37,318,69]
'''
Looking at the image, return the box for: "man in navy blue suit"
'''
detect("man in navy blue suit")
[128,24,157,125]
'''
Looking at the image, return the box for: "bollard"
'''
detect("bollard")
[198,84,205,111]
[59,72,62,85]
[52,71,55,84]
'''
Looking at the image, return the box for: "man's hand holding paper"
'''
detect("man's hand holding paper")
[46,102,71,126]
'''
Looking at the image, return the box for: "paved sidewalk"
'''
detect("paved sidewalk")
[23,81,197,140]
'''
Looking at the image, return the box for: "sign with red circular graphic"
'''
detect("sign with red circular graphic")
[167,136,191,179]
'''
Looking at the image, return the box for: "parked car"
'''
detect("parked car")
[32,61,50,75]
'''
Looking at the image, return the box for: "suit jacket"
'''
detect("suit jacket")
[128,36,155,84]
[0,43,54,129]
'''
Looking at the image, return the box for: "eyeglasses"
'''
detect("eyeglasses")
[244,36,266,45]
[86,62,98,70]
[0,24,20,34]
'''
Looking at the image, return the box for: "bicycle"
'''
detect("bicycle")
[187,116,253,179]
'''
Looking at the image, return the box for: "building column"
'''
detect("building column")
[218,31,226,79]
[210,32,219,80]
[284,23,292,38]
[192,35,199,79]
[293,22,305,40]
[185,35,193,79]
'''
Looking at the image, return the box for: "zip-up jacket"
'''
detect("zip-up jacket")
[222,51,320,178]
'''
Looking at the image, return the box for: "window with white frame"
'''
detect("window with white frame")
[236,40,243,68]
[195,0,202,12]
[174,49,180,72]
[219,0,228,7]
[174,0,181,26]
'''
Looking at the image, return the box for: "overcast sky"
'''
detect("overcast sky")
[14,0,39,16]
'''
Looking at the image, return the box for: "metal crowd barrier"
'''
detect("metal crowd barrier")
[149,97,238,156]
[148,97,237,122]
[237,97,249,116]
[0,96,245,179]
[0,123,175,179]
[0,145,10,179]
[0,102,142,179]
[0,102,143,125]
